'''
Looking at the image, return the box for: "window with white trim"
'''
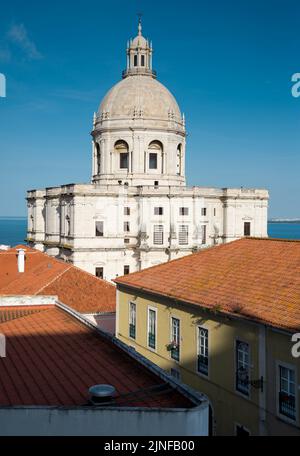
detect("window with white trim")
[201,208,207,216]
[201,225,206,245]
[170,317,180,361]
[279,365,296,421]
[236,340,250,396]
[129,302,136,339]
[124,207,130,216]
[154,207,163,216]
[179,207,189,216]
[95,221,104,237]
[124,221,130,232]
[153,225,163,245]
[179,225,188,245]
[148,308,156,349]
[197,327,208,376]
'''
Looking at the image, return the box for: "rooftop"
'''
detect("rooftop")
[0,246,115,314]
[0,303,195,408]
[115,238,300,333]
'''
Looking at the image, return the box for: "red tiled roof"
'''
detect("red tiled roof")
[0,306,192,408]
[0,246,115,314]
[115,238,300,332]
[0,306,51,323]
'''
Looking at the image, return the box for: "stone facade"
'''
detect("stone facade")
[27,20,269,282]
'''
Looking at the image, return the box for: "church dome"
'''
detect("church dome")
[98,75,181,122]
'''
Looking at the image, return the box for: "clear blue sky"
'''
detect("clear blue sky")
[0,0,299,217]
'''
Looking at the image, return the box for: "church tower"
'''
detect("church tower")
[91,19,186,187]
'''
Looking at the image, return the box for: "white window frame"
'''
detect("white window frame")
[201,225,207,245]
[178,225,189,245]
[170,317,180,362]
[153,225,164,245]
[129,301,136,340]
[179,207,189,216]
[147,306,157,351]
[235,339,251,398]
[276,361,298,425]
[154,207,164,216]
[197,326,209,377]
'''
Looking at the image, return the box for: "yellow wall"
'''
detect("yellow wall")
[117,287,300,436]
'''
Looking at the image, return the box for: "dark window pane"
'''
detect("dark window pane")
[95,221,104,237]
[95,267,103,279]
[124,265,130,275]
[141,55,145,66]
[134,55,138,66]
[120,153,129,169]
[149,153,157,169]
[244,222,251,236]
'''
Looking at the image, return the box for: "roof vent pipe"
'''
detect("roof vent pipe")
[88,384,116,405]
[17,249,26,273]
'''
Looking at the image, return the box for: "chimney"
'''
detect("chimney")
[17,249,26,273]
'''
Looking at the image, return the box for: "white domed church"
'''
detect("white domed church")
[27,20,269,282]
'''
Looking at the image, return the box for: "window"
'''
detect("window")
[66,216,70,236]
[149,153,157,169]
[179,207,189,216]
[134,55,138,66]
[129,302,136,339]
[214,208,216,217]
[115,140,129,170]
[244,222,251,237]
[154,181,159,188]
[176,144,182,175]
[141,55,145,66]
[279,365,296,421]
[95,221,104,237]
[124,238,130,244]
[153,225,163,245]
[198,327,208,376]
[236,340,250,396]
[154,207,163,216]
[170,317,180,361]
[96,143,101,174]
[124,207,130,216]
[120,153,129,169]
[124,221,130,232]
[179,225,189,245]
[201,225,207,245]
[95,267,103,279]
[124,265,130,275]
[148,308,156,349]
[201,208,207,216]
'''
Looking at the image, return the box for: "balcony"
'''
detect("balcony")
[279,392,296,420]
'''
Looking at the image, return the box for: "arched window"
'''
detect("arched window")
[176,144,182,175]
[96,143,101,174]
[115,140,129,170]
[134,55,138,67]
[148,140,163,171]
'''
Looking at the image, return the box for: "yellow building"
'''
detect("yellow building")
[115,238,300,436]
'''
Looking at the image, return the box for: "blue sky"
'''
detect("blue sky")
[0,0,299,217]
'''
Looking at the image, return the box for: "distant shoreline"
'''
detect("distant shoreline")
[0,216,27,220]
[268,220,300,224]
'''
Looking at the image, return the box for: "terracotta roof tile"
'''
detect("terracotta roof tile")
[0,306,192,408]
[115,238,300,332]
[0,246,115,314]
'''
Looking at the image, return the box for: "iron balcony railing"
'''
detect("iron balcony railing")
[279,392,296,420]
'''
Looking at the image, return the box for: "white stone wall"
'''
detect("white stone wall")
[27,184,268,282]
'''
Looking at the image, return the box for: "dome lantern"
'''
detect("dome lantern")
[122,18,156,79]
